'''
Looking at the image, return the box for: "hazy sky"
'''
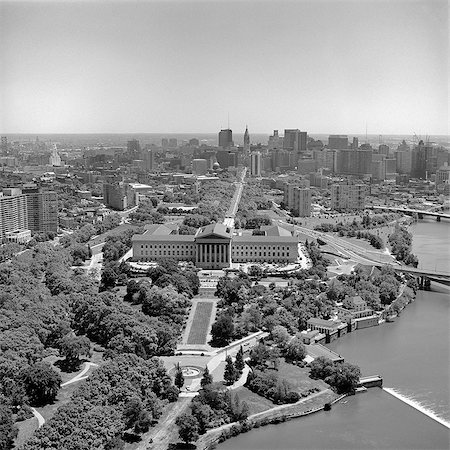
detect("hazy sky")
[0,0,448,135]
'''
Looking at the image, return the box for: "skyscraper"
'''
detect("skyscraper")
[283,129,307,154]
[244,126,250,154]
[1,137,7,155]
[218,129,233,149]
[328,135,349,150]
[127,139,141,157]
[411,140,432,179]
[0,189,28,241]
[250,152,262,177]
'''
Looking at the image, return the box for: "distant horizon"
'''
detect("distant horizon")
[1,1,448,136]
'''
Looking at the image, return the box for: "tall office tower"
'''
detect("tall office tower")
[161,138,169,149]
[250,152,262,177]
[216,150,238,169]
[192,159,208,176]
[328,135,349,150]
[24,187,58,234]
[127,139,141,157]
[244,126,250,154]
[352,137,359,149]
[0,189,29,241]
[411,140,433,179]
[103,176,135,211]
[1,136,7,155]
[331,184,367,210]
[218,129,233,149]
[268,130,284,150]
[395,150,412,174]
[142,149,155,171]
[283,129,307,154]
[313,148,336,172]
[189,138,200,147]
[371,154,386,181]
[271,149,292,172]
[378,144,390,156]
[336,149,372,176]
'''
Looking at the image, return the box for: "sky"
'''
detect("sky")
[0,0,448,135]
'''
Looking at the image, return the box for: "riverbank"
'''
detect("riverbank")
[197,389,342,450]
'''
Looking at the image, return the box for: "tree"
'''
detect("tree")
[176,413,199,445]
[200,366,213,387]
[211,313,234,346]
[249,342,270,369]
[325,362,361,394]
[59,334,91,371]
[309,356,334,380]
[284,337,306,363]
[224,355,238,385]
[21,362,61,406]
[0,405,17,450]
[271,325,290,349]
[234,346,245,375]
[174,363,184,389]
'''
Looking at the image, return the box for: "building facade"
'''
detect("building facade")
[331,183,367,210]
[0,190,28,241]
[132,223,299,269]
[218,129,233,149]
[250,152,262,177]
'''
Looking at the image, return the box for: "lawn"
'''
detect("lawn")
[277,361,330,394]
[14,416,39,448]
[234,386,274,415]
[186,301,214,345]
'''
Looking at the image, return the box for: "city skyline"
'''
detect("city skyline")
[1,0,448,135]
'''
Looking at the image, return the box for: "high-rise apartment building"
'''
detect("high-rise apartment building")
[283,183,311,217]
[352,137,359,149]
[103,176,135,211]
[331,184,367,210]
[250,152,262,177]
[328,135,349,150]
[0,189,28,241]
[218,129,233,149]
[25,189,58,234]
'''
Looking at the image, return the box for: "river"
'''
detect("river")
[220,218,450,450]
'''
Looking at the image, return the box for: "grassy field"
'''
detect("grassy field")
[14,416,39,448]
[186,301,214,345]
[277,361,330,393]
[234,386,275,415]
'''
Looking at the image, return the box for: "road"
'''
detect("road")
[223,167,247,228]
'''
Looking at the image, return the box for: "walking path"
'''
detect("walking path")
[61,362,98,387]
[31,408,45,428]
[136,397,193,449]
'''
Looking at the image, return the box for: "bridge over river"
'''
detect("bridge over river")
[369,205,450,221]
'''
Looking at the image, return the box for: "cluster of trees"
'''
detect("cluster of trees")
[0,244,100,446]
[328,265,401,309]
[309,356,361,394]
[176,382,249,444]
[303,240,330,279]
[235,183,273,229]
[103,228,140,263]
[23,355,179,449]
[223,347,246,385]
[212,273,334,347]
[71,290,180,358]
[314,214,397,249]
[244,340,309,405]
[388,226,419,267]
[130,198,165,224]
